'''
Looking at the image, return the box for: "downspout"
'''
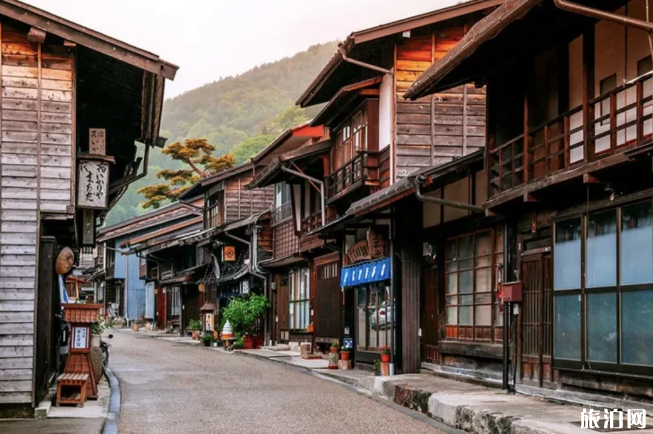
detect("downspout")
[553,0,653,32]
[410,176,485,213]
[338,46,393,75]
[280,166,326,227]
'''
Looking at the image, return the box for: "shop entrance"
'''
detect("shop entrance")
[422,266,439,363]
[520,252,553,388]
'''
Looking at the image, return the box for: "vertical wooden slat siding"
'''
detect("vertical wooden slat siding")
[0,21,74,405]
[224,174,274,223]
[394,25,486,178]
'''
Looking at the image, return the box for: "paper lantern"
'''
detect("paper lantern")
[56,247,74,275]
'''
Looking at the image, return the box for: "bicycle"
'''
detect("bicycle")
[100,334,113,378]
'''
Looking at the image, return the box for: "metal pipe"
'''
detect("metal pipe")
[280,166,326,228]
[554,0,653,33]
[410,177,484,213]
[225,233,250,246]
[338,45,393,75]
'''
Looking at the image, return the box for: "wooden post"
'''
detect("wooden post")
[564,116,571,169]
[609,94,617,153]
[544,125,549,176]
[523,88,530,183]
[636,80,644,146]
[583,26,596,162]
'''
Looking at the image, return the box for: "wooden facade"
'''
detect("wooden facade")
[0,1,175,411]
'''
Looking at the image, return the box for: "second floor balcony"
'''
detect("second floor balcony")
[488,73,653,201]
[326,150,384,202]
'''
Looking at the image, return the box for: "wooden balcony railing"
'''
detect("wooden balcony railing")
[271,201,292,226]
[301,211,322,233]
[488,73,653,198]
[326,150,380,199]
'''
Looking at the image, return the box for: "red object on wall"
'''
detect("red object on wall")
[502,281,523,303]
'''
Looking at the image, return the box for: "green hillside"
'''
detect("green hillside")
[105,41,337,225]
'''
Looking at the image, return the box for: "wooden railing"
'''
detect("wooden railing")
[326,150,380,199]
[301,211,322,233]
[488,73,653,198]
[271,201,293,225]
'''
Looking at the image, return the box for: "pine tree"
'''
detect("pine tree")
[137,138,235,209]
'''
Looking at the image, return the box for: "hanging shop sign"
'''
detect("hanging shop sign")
[340,257,390,287]
[223,245,236,262]
[347,227,387,263]
[89,128,106,155]
[77,155,114,209]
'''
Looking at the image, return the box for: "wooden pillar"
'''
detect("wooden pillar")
[582,26,595,162]
[397,198,421,374]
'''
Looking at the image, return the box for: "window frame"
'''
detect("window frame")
[356,281,392,352]
[553,198,653,377]
[289,268,311,331]
[444,228,503,342]
[331,104,369,171]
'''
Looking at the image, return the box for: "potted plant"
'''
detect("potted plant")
[380,346,391,363]
[330,341,339,354]
[340,345,351,361]
[90,321,104,347]
[374,359,381,376]
[222,294,269,349]
[232,336,244,350]
[189,319,202,340]
[200,333,213,347]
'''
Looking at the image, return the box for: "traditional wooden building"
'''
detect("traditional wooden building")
[0,0,176,414]
[293,0,503,371]
[405,0,653,401]
[176,163,275,338]
[92,199,203,327]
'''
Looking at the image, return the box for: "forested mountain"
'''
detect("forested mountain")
[105,41,337,225]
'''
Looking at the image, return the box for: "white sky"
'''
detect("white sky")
[23,0,460,98]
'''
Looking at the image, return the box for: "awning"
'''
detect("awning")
[340,257,390,287]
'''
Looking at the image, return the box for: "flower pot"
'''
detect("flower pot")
[192,330,201,340]
[381,353,391,363]
[340,351,350,361]
[202,340,211,347]
[91,334,101,348]
[243,337,255,349]
[329,347,338,354]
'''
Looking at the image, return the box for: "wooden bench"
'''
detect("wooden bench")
[56,373,89,408]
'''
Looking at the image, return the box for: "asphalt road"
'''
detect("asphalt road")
[110,331,440,434]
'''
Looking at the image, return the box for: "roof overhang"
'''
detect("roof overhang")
[311,77,382,127]
[404,0,627,99]
[248,140,331,189]
[0,0,178,79]
[297,0,504,107]
[251,124,324,166]
[179,163,254,200]
[348,150,485,216]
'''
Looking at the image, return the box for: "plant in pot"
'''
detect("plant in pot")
[189,319,202,340]
[89,320,105,385]
[380,346,391,363]
[90,321,105,347]
[232,336,244,350]
[221,294,269,349]
[330,341,339,353]
[373,359,381,376]
[340,345,351,361]
[200,333,213,347]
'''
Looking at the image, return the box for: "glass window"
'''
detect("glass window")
[357,282,392,352]
[586,210,617,288]
[622,290,653,366]
[586,292,617,362]
[554,218,581,290]
[621,202,653,285]
[445,229,500,341]
[289,268,310,330]
[554,293,581,360]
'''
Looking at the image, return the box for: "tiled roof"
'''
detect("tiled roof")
[63,304,101,324]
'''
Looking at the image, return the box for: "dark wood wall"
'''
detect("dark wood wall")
[394,22,486,178]
[224,173,274,222]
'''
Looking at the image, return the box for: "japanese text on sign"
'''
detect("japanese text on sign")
[78,160,109,209]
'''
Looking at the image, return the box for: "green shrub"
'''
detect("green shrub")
[222,294,269,336]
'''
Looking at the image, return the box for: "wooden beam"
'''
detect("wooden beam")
[582,174,603,184]
[582,25,595,162]
[523,192,539,203]
[27,27,46,44]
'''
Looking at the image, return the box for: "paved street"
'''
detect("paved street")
[110,331,440,434]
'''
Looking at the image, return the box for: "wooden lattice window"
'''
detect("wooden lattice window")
[445,228,503,342]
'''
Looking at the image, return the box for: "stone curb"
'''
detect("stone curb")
[102,368,121,434]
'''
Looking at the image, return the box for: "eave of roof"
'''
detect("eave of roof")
[178,163,254,200]
[348,149,485,216]
[250,123,324,166]
[120,217,202,248]
[296,0,504,107]
[97,201,202,242]
[247,140,331,189]
[129,221,203,254]
[2,0,178,79]
[310,77,382,127]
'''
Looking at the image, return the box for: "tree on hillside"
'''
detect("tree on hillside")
[232,134,276,165]
[137,138,235,209]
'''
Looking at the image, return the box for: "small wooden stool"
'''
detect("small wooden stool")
[56,373,89,408]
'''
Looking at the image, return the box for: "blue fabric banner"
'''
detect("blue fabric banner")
[340,257,390,287]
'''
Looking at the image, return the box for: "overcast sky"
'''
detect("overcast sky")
[23,0,460,98]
